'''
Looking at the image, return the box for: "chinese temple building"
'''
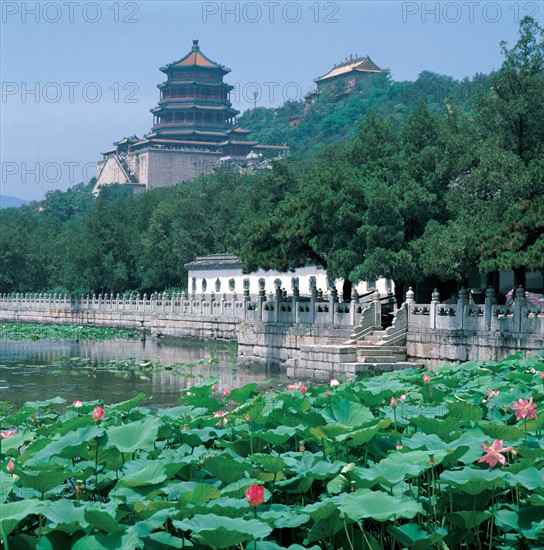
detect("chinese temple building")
[94,40,285,194]
[305,55,383,104]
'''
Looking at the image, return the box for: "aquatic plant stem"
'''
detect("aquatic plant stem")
[94,437,99,493]
[253,507,257,550]
[343,519,354,550]
[393,407,399,445]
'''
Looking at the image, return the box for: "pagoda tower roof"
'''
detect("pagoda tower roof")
[160,40,230,75]
[113,135,140,147]
[151,103,238,114]
[229,127,251,135]
[315,55,382,83]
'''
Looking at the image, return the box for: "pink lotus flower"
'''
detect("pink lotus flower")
[478,439,513,467]
[399,394,408,402]
[486,389,500,398]
[213,408,229,427]
[0,430,16,439]
[6,459,15,474]
[245,484,265,507]
[72,400,83,408]
[540,371,544,381]
[211,384,217,392]
[244,414,250,423]
[326,389,331,398]
[92,406,105,422]
[395,444,403,450]
[390,396,398,409]
[287,383,307,393]
[223,388,231,397]
[330,379,340,388]
[511,398,537,421]
[422,374,431,384]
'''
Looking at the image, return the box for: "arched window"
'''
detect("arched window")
[229,278,236,291]
[202,278,207,292]
[215,278,221,292]
[191,277,197,293]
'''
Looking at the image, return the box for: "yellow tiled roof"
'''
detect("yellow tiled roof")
[315,56,382,83]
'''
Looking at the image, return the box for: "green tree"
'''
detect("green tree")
[473,16,544,164]
[417,18,544,288]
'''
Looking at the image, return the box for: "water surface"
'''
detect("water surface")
[0,338,281,409]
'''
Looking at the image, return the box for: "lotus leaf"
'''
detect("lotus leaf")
[337,488,423,521]
[0,500,44,536]
[321,400,374,428]
[174,514,272,549]
[105,415,160,453]
[387,523,447,549]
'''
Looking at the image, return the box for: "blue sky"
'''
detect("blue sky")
[1,0,538,200]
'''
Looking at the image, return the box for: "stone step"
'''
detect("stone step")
[361,334,381,341]
[354,345,407,354]
[357,355,405,363]
[338,361,424,374]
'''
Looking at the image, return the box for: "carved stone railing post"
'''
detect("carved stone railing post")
[274,283,282,323]
[456,287,468,330]
[309,281,318,324]
[292,278,300,324]
[484,287,497,330]
[430,288,440,329]
[243,278,250,302]
[350,288,359,326]
[513,286,527,333]
[329,287,338,324]
[372,289,381,328]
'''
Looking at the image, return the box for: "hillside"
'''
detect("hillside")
[0,195,29,209]
[238,70,491,157]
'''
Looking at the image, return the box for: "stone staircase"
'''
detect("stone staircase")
[295,300,422,379]
[337,329,423,374]
[338,303,423,373]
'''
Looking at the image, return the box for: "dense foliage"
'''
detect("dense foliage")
[238,70,489,159]
[1,354,543,548]
[240,17,544,296]
[0,18,542,298]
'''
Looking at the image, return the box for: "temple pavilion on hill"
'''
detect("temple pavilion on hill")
[94,40,285,194]
[305,55,383,104]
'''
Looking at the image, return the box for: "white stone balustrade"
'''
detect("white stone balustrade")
[406,286,544,336]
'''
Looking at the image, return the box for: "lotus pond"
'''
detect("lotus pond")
[1,353,543,549]
[1,324,280,408]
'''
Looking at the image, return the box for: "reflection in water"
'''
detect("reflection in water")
[0,338,282,409]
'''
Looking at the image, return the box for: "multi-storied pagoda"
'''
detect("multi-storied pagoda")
[94,40,284,194]
[146,40,248,148]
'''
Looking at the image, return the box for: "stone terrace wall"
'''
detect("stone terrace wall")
[405,287,544,365]
[0,289,376,368]
[1,286,542,371]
